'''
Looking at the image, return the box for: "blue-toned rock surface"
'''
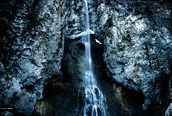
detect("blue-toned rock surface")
[0,0,172,115]
[0,0,64,115]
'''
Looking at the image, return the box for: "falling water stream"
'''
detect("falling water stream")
[78,0,107,116]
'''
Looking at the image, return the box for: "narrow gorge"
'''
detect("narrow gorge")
[0,0,172,116]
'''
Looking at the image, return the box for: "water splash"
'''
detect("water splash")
[77,0,107,116]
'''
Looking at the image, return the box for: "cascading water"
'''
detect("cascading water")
[77,0,107,115]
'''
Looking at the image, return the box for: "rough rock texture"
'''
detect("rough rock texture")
[165,103,172,116]
[1,111,14,116]
[0,0,64,115]
[62,0,172,110]
[0,0,172,115]
[98,1,172,109]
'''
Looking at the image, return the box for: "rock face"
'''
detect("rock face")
[63,0,172,110]
[0,0,64,115]
[165,103,172,116]
[0,0,172,115]
[98,1,172,109]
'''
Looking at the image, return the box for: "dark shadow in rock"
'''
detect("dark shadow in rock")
[34,76,78,116]
[91,36,170,116]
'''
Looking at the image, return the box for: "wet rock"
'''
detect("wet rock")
[99,1,172,110]
[0,0,64,115]
[0,0,172,115]
[1,111,14,116]
[62,0,172,111]
[165,103,172,116]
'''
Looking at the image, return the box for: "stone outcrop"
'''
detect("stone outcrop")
[165,103,172,116]
[0,0,172,115]
[98,1,172,109]
[63,0,172,110]
[0,0,64,115]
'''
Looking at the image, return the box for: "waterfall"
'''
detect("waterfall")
[77,0,107,116]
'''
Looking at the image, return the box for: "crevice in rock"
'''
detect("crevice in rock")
[34,73,78,116]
